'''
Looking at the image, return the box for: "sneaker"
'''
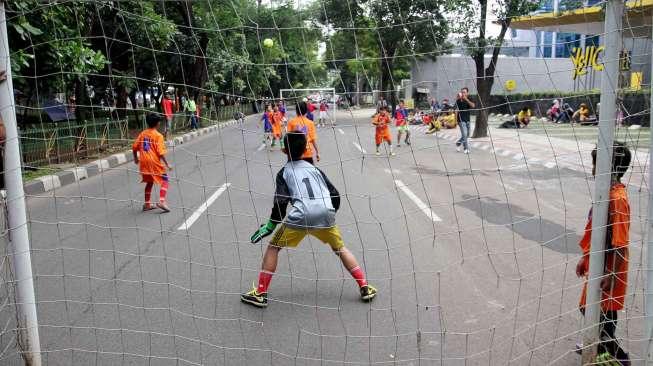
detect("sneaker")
[156,202,171,213]
[390,151,395,156]
[375,150,380,156]
[241,287,268,308]
[405,140,411,146]
[456,145,462,152]
[360,285,377,302]
[396,144,401,148]
[464,149,469,154]
[142,203,155,211]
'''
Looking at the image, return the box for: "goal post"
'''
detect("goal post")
[279,88,338,124]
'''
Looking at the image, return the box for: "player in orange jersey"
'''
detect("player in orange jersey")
[132,113,172,212]
[270,104,283,150]
[575,141,631,364]
[373,106,394,156]
[286,101,319,164]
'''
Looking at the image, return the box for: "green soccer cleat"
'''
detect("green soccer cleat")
[241,287,268,308]
[596,352,620,366]
[360,285,377,302]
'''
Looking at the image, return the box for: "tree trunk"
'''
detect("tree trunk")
[473,78,492,138]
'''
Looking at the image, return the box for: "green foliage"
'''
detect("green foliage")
[6,0,323,103]
[319,0,449,100]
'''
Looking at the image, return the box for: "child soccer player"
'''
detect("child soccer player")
[318,99,329,127]
[395,101,410,147]
[261,104,273,148]
[241,132,378,307]
[286,101,319,164]
[373,106,394,156]
[132,113,172,212]
[270,104,283,149]
[575,141,631,365]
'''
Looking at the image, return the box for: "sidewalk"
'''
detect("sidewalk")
[411,122,649,187]
[23,118,246,195]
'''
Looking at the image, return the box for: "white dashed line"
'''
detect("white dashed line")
[544,162,557,169]
[394,180,442,222]
[500,150,512,157]
[513,153,524,161]
[257,143,266,151]
[337,128,345,135]
[479,144,490,151]
[177,183,231,231]
[353,142,367,154]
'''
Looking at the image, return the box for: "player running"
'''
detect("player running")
[373,106,394,156]
[395,100,410,147]
[270,104,283,149]
[132,113,172,213]
[241,131,377,308]
[260,104,273,148]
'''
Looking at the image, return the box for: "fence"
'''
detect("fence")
[19,104,251,167]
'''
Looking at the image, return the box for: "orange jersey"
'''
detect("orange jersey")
[271,111,283,138]
[287,115,317,159]
[579,183,630,311]
[132,128,168,185]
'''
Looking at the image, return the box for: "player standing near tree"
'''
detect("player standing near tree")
[132,113,172,213]
[394,100,410,147]
[241,131,377,308]
[455,87,475,154]
[575,142,631,365]
[373,106,394,156]
[286,101,319,164]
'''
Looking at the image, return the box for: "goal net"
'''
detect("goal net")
[0,1,650,366]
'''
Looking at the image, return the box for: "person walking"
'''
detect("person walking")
[455,87,475,154]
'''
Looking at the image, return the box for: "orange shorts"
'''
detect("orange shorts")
[375,129,392,145]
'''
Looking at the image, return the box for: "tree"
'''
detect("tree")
[319,0,449,109]
[452,0,540,138]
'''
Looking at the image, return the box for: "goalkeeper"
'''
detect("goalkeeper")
[241,132,377,308]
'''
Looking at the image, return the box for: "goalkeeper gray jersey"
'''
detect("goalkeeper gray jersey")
[270,160,340,229]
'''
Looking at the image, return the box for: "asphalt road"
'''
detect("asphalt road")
[0,108,649,365]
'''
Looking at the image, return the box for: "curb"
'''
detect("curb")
[24,120,241,195]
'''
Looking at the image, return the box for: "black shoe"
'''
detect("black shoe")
[241,288,268,308]
[360,285,377,302]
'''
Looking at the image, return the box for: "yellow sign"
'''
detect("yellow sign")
[504,79,517,92]
[630,72,642,91]
[570,46,604,80]
[405,98,415,109]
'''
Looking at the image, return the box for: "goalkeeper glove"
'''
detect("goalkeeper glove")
[250,220,277,243]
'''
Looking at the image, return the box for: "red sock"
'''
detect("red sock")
[349,266,367,288]
[159,179,169,203]
[257,271,273,294]
[144,183,153,205]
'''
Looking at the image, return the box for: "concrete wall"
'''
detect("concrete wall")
[411,55,598,102]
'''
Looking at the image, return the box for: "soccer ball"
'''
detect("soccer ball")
[263,38,274,48]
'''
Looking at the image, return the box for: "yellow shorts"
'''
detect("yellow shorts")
[270,225,344,251]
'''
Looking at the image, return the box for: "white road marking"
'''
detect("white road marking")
[500,150,512,157]
[384,168,402,174]
[353,142,367,154]
[337,128,345,135]
[513,153,524,161]
[544,162,557,169]
[479,144,490,151]
[394,180,442,222]
[177,183,231,231]
[257,143,266,151]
